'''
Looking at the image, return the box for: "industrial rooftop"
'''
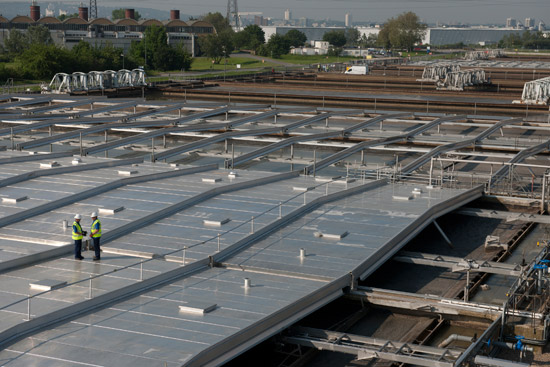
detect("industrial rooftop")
[0,94,548,366]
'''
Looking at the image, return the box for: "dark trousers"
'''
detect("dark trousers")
[74,239,82,258]
[92,237,101,258]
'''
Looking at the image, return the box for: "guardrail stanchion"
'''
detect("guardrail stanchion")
[26,294,31,321]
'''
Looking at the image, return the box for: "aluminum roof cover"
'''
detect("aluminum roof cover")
[0,160,481,367]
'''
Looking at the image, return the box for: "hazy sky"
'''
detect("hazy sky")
[2,0,549,24]
[119,0,550,24]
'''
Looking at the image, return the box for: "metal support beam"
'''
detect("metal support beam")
[401,118,522,175]
[393,251,523,277]
[73,100,143,118]
[433,219,454,248]
[153,127,281,162]
[282,327,460,367]
[309,115,466,175]
[492,138,550,185]
[24,98,105,115]
[0,157,143,190]
[456,208,550,224]
[348,287,543,321]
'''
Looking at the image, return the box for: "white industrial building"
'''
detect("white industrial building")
[423,27,528,46]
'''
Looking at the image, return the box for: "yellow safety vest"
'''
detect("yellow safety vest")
[72,221,83,240]
[91,219,102,238]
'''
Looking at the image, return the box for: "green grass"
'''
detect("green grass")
[190,57,277,72]
[278,55,362,64]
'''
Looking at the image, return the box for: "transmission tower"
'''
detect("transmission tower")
[226,0,239,30]
[89,0,97,19]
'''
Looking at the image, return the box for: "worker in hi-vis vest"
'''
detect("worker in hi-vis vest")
[90,212,102,261]
[72,214,85,260]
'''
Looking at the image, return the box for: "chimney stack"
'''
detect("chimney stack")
[170,9,180,20]
[30,0,40,21]
[125,8,135,19]
[78,6,88,21]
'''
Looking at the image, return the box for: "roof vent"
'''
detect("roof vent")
[392,195,412,201]
[203,218,230,227]
[29,279,67,291]
[118,170,138,176]
[2,195,28,204]
[293,186,314,192]
[202,177,221,183]
[333,178,355,184]
[99,206,124,215]
[178,301,217,314]
[314,230,349,240]
[40,161,60,168]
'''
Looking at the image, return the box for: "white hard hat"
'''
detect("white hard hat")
[74,214,81,220]
[91,212,98,218]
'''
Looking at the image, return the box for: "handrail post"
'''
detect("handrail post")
[26,294,31,321]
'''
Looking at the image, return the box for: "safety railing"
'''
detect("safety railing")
[0,176,350,321]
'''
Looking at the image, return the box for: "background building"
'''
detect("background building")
[506,17,517,28]
[0,4,215,55]
[284,9,291,21]
[345,13,352,27]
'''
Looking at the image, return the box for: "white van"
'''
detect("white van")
[344,65,369,75]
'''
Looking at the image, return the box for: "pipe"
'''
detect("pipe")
[493,341,533,353]
[438,334,474,348]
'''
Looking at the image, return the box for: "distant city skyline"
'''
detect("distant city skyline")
[0,0,548,25]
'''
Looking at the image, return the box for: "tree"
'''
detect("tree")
[27,25,53,45]
[322,30,346,48]
[112,8,141,20]
[97,42,124,70]
[345,28,360,46]
[327,46,342,56]
[201,12,232,34]
[263,33,290,58]
[377,11,427,51]
[174,44,194,71]
[234,25,265,50]
[198,29,234,64]
[4,30,29,55]
[17,44,72,79]
[359,33,378,48]
[71,41,95,71]
[284,29,307,47]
